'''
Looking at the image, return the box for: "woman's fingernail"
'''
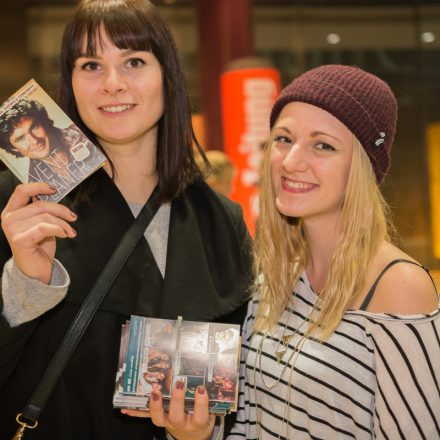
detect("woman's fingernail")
[70,211,77,219]
[69,228,76,237]
[152,392,159,401]
[176,380,185,390]
[48,185,57,192]
[197,385,205,395]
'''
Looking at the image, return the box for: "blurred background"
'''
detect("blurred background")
[1,0,440,278]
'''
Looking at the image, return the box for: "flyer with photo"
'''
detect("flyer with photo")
[0,79,106,202]
[113,316,241,415]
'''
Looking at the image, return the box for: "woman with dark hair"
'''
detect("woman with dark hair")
[0,1,252,439]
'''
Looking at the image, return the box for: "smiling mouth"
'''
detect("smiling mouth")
[100,104,135,113]
[281,177,318,193]
[282,177,317,190]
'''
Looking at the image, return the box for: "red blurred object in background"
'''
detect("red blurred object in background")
[221,59,281,236]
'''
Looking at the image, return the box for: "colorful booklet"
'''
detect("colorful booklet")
[0,79,106,202]
[113,316,241,415]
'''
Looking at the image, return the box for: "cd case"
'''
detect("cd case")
[113,315,241,415]
[0,79,106,202]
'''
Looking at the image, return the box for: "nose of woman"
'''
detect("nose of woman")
[282,143,309,174]
[101,67,127,96]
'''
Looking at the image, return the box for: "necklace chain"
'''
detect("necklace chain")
[252,304,316,439]
[257,314,308,390]
[274,307,309,363]
[253,331,309,439]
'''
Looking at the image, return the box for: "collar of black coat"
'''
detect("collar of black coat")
[56,168,252,322]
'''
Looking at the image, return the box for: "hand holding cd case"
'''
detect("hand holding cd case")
[0,79,106,202]
[113,316,241,415]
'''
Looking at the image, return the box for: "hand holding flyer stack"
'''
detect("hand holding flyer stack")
[113,316,241,415]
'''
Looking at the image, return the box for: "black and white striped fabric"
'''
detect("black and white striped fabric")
[227,272,440,439]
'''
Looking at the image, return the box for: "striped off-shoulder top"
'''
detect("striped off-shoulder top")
[227,271,440,440]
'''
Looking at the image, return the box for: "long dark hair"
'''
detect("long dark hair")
[59,0,205,203]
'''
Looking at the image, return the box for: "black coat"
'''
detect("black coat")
[0,169,253,439]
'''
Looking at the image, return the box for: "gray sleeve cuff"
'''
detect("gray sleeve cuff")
[165,416,224,440]
[1,258,70,327]
[211,417,224,440]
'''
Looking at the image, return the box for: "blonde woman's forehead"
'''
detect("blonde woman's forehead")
[276,101,353,146]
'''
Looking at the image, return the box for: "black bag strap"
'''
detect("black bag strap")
[13,187,160,438]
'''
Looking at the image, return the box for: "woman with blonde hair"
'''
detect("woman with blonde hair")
[136,65,440,440]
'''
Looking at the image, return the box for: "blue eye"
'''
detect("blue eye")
[315,142,336,151]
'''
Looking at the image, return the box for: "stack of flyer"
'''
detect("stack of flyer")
[113,315,241,415]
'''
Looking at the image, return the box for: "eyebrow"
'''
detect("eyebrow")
[275,126,342,143]
[310,130,342,142]
[275,126,291,133]
[76,49,139,59]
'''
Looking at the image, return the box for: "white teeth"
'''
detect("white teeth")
[101,104,133,113]
[284,180,312,189]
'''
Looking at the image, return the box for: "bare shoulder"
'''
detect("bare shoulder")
[366,243,439,314]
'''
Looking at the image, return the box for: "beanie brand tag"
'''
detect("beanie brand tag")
[374,132,386,147]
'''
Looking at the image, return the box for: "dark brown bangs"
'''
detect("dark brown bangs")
[75,24,153,61]
[68,3,157,62]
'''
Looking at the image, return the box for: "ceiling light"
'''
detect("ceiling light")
[326,33,341,45]
[421,32,435,43]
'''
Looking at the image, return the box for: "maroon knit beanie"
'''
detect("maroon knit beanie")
[270,64,398,184]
